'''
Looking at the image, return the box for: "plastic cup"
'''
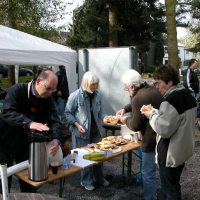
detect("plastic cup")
[52,166,58,174]
[51,162,59,174]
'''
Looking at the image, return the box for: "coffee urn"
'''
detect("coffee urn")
[28,130,51,182]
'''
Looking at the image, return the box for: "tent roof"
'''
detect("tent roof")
[0,25,77,66]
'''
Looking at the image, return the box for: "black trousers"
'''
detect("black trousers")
[0,146,33,193]
[159,163,185,200]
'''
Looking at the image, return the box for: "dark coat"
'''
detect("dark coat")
[183,68,199,94]
[0,81,63,156]
[54,68,69,101]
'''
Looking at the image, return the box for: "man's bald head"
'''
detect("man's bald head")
[35,70,58,98]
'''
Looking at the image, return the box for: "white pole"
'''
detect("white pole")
[0,163,9,200]
[15,65,19,84]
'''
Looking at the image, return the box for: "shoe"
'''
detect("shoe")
[96,178,110,186]
[81,182,95,191]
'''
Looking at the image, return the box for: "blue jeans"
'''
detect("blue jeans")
[158,163,185,200]
[142,152,157,200]
[56,97,67,122]
[76,131,105,186]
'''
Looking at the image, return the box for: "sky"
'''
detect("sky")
[59,0,84,29]
[60,0,187,39]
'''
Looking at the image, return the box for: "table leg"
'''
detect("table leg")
[31,186,37,193]
[127,151,132,177]
[122,154,125,187]
[122,148,142,186]
[59,177,66,198]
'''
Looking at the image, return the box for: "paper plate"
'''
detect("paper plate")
[95,146,122,153]
[119,140,128,145]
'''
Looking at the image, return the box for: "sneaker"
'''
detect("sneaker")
[96,179,110,186]
[81,182,95,191]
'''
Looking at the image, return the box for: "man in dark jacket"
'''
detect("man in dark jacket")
[183,58,199,98]
[53,65,69,122]
[116,69,162,200]
[0,70,63,193]
[138,58,145,75]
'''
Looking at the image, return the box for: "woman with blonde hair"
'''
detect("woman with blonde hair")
[65,71,109,190]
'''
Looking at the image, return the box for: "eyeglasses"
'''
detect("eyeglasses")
[154,81,162,87]
[44,83,57,92]
[124,85,132,91]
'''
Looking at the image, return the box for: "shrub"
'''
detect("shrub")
[146,65,156,73]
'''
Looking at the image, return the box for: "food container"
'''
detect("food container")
[28,130,51,182]
[29,142,48,181]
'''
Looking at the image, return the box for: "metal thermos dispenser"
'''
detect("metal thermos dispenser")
[28,130,51,182]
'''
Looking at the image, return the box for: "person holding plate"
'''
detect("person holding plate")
[65,71,109,191]
[116,69,162,200]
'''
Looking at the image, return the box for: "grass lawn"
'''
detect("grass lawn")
[0,76,33,88]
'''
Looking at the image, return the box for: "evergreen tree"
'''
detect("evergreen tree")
[67,0,166,53]
[154,37,165,66]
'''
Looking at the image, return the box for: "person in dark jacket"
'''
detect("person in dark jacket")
[116,69,162,200]
[138,58,145,75]
[183,58,199,98]
[0,70,63,193]
[53,65,69,122]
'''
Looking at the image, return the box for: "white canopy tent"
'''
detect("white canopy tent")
[0,25,77,93]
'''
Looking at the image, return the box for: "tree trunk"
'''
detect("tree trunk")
[32,66,38,79]
[8,65,15,86]
[108,3,118,47]
[7,0,16,85]
[165,0,180,70]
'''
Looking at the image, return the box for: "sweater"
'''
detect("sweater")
[124,83,162,152]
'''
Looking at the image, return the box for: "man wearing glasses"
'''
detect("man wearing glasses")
[116,69,162,200]
[0,70,63,193]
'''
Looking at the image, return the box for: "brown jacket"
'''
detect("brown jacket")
[124,82,162,152]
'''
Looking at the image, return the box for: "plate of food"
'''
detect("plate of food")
[102,136,128,145]
[103,115,122,125]
[94,141,121,152]
[120,140,128,145]
[95,146,122,153]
